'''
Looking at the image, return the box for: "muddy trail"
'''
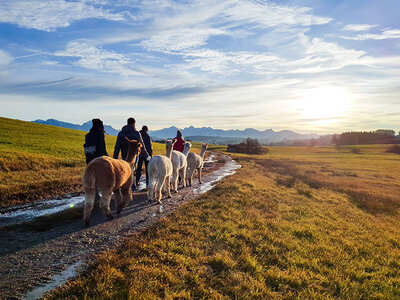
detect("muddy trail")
[0,153,240,299]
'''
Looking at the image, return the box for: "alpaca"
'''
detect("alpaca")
[186,143,208,186]
[82,138,142,226]
[170,143,191,193]
[147,140,174,204]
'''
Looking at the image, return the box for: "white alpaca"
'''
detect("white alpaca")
[186,143,208,186]
[170,142,191,193]
[147,140,174,204]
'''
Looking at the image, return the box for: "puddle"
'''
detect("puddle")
[23,261,83,300]
[193,157,241,194]
[0,196,85,227]
[0,177,150,228]
[204,154,217,163]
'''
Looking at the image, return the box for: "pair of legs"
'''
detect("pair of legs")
[187,168,202,186]
[84,181,132,226]
[148,176,171,204]
[172,168,186,192]
[135,155,149,187]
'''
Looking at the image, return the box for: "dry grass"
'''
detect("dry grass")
[46,152,400,299]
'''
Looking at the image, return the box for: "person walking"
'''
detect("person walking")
[113,118,150,191]
[135,125,153,190]
[83,118,108,200]
[83,118,108,164]
[172,130,185,153]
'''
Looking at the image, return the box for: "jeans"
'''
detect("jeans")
[135,155,149,185]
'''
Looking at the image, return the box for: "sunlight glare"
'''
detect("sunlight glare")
[298,87,352,122]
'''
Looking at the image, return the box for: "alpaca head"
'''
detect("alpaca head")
[165,139,175,148]
[165,139,175,157]
[201,143,208,151]
[183,142,192,156]
[125,138,142,163]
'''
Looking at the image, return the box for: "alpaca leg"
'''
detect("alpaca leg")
[148,177,156,203]
[83,189,96,226]
[180,168,186,188]
[99,190,113,220]
[119,187,132,213]
[187,168,194,187]
[114,189,123,214]
[198,168,202,184]
[155,178,164,204]
[165,176,172,198]
[172,170,178,193]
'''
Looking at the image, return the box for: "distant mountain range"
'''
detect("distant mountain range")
[33,119,119,136]
[150,126,320,143]
[32,119,320,144]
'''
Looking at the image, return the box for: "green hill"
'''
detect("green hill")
[0,117,117,206]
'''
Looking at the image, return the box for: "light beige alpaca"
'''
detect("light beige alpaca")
[170,143,191,193]
[82,139,142,226]
[147,140,174,203]
[186,143,208,186]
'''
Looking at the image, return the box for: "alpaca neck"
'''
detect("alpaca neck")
[200,148,206,159]
[183,147,190,156]
[166,146,172,159]
[126,147,138,165]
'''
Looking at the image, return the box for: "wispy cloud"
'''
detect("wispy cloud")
[0,49,12,69]
[55,40,143,76]
[140,28,227,52]
[0,0,124,31]
[342,24,377,31]
[340,29,400,40]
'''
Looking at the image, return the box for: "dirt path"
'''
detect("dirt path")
[0,153,239,299]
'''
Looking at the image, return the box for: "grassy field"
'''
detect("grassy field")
[46,146,400,299]
[0,117,207,207]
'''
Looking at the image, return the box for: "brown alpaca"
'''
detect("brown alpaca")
[82,138,142,226]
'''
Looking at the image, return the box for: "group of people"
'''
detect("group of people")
[83,117,186,191]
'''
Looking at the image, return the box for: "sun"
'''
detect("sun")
[297,87,352,121]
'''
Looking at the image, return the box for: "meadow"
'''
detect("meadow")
[0,117,211,207]
[45,144,400,299]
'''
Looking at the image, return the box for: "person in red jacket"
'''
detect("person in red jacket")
[172,130,185,152]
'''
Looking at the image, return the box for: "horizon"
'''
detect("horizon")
[30,117,398,136]
[0,0,399,134]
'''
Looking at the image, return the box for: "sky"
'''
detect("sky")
[0,0,399,134]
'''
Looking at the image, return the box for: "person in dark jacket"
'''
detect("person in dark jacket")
[113,118,150,191]
[172,130,185,153]
[83,118,108,164]
[135,125,153,189]
[113,118,150,160]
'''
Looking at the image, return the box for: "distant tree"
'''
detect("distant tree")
[334,131,397,145]
[227,138,268,154]
[374,129,395,136]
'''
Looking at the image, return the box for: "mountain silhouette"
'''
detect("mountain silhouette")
[32,119,319,142]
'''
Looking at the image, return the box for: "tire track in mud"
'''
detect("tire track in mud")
[0,153,240,299]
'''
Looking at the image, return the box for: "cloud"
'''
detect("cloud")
[342,24,377,31]
[0,0,124,31]
[175,49,281,75]
[340,29,400,40]
[0,49,12,68]
[55,40,143,76]
[140,28,227,52]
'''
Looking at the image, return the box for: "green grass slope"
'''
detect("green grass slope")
[0,117,115,206]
